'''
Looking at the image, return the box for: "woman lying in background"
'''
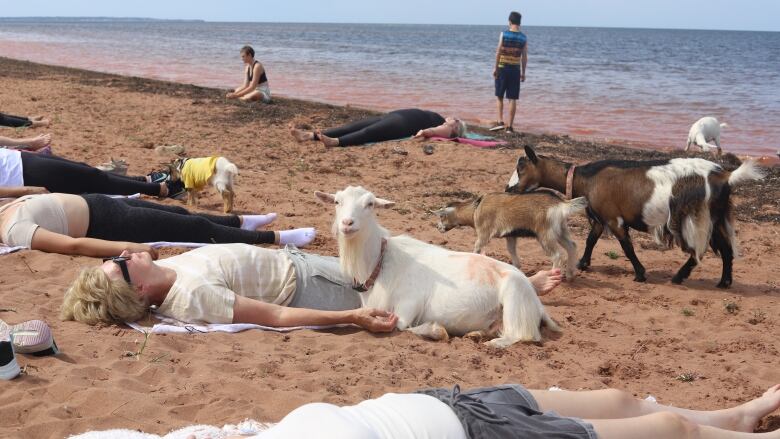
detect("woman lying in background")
[0,112,49,128]
[0,193,315,257]
[0,148,173,198]
[290,108,466,147]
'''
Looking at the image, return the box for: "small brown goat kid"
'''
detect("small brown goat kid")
[434,192,587,279]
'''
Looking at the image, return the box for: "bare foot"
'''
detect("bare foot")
[27,133,52,149]
[30,117,50,127]
[318,131,339,147]
[529,268,563,295]
[289,124,315,142]
[730,384,780,432]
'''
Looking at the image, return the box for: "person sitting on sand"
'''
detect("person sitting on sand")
[226,45,271,104]
[0,193,314,257]
[1,133,52,150]
[0,148,177,198]
[0,112,49,128]
[62,243,562,331]
[210,383,780,439]
[290,108,467,147]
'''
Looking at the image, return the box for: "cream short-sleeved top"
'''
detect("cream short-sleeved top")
[156,244,297,324]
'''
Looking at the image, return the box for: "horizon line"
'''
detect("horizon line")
[0,16,778,33]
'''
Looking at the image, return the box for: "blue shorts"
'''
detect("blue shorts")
[495,65,521,100]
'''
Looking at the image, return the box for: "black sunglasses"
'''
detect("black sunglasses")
[103,256,132,284]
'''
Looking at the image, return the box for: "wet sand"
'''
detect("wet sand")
[0,57,778,438]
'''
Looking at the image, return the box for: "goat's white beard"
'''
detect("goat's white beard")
[336,221,388,284]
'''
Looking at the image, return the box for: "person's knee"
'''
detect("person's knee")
[602,388,637,410]
[650,412,698,437]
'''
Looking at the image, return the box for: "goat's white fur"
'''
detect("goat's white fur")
[686,116,727,153]
[317,186,559,347]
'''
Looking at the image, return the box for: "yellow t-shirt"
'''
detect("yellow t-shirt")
[156,244,297,324]
[181,156,218,190]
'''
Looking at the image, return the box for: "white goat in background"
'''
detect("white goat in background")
[315,185,559,347]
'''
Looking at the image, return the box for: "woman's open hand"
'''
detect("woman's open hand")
[351,308,398,333]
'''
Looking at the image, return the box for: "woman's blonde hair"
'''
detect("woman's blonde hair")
[61,267,146,325]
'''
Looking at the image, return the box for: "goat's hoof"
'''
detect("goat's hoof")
[671,276,684,285]
[716,280,732,289]
[633,275,647,283]
[576,261,590,270]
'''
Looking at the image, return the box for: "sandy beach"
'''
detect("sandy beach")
[1,57,779,438]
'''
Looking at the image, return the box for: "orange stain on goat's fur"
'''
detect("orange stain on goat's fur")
[449,254,508,286]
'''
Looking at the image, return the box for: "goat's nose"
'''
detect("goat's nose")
[341,218,354,226]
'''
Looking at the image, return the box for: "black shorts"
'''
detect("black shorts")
[495,65,521,100]
[417,384,598,439]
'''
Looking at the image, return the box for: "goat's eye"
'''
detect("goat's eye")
[367,202,374,208]
[335,200,340,205]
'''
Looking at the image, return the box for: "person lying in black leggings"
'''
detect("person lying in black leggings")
[290,108,466,147]
[0,112,49,128]
[0,148,171,198]
[0,193,315,258]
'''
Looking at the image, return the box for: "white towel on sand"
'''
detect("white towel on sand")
[127,316,349,335]
[68,418,274,439]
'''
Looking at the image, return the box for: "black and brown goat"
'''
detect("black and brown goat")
[506,145,765,288]
[434,192,587,279]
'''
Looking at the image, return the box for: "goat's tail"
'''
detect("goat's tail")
[494,275,560,345]
[728,159,765,186]
[720,122,729,129]
[548,197,588,222]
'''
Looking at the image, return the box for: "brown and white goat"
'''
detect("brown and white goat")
[506,145,765,288]
[434,192,587,279]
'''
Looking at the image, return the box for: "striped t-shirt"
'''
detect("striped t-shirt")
[156,244,297,324]
[498,30,527,67]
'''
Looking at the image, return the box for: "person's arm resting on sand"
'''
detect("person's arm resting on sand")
[232,295,398,332]
[228,63,262,99]
[30,228,158,258]
[0,186,49,197]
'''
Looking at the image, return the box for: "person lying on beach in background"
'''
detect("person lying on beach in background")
[290,108,465,147]
[0,148,177,198]
[225,45,271,103]
[0,193,314,257]
[0,112,49,128]
[1,133,52,150]
[208,383,780,439]
[63,243,561,330]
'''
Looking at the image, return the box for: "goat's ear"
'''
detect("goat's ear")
[315,191,336,204]
[374,197,395,209]
[524,145,539,164]
[432,208,445,217]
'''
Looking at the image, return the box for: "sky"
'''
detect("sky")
[3,0,779,32]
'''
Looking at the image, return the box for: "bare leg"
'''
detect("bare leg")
[589,413,780,439]
[507,99,517,129]
[529,385,780,432]
[496,98,504,126]
[239,90,263,102]
[527,268,563,295]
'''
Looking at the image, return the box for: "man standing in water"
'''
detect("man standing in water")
[492,11,528,133]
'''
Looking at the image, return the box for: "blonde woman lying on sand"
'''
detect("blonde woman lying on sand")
[0,193,315,257]
[205,383,780,439]
[62,243,562,331]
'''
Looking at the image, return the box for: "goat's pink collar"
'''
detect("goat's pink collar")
[353,238,387,292]
[565,165,577,200]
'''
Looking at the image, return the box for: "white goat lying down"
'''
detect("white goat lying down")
[316,186,559,347]
[686,116,728,156]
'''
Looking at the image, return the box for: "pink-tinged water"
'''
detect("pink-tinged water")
[1,21,778,158]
